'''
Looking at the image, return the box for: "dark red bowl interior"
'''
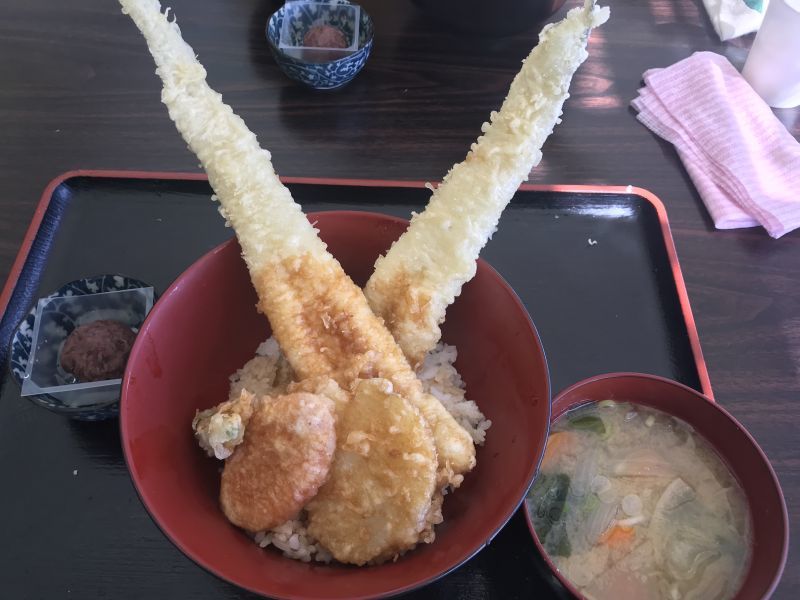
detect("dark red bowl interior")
[524,373,788,600]
[121,211,550,599]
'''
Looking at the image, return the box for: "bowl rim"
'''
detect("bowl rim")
[523,371,789,600]
[266,0,374,67]
[120,209,551,599]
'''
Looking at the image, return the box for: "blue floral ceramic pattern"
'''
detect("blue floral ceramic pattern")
[267,1,374,90]
[9,275,154,421]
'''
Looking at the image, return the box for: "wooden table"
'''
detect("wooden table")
[1,0,796,597]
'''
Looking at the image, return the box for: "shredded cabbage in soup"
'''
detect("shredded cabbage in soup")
[526,401,751,600]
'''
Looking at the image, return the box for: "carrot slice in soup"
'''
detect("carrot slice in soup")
[541,432,576,469]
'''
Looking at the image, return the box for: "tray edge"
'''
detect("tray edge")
[0,170,711,400]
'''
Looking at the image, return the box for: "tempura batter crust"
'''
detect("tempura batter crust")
[307,379,437,565]
[220,392,336,532]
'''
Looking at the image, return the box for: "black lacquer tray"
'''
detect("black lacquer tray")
[0,171,709,599]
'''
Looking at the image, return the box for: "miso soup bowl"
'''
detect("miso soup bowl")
[524,372,788,600]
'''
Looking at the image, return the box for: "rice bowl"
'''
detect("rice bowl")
[121,211,551,599]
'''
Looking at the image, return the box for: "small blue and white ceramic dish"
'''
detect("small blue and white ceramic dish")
[9,274,155,421]
[267,1,374,90]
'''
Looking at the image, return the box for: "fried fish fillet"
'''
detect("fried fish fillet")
[306,379,437,565]
[118,0,475,485]
[220,392,336,532]
[364,0,610,366]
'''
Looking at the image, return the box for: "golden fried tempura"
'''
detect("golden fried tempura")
[306,379,437,565]
[254,258,475,482]
[220,393,336,532]
[192,390,257,460]
[288,376,350,414]
[365,0,609,366]
[118,0,475,486]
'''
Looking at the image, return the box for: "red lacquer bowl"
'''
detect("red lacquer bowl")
[524,373,788,600]
[121,211,551,599]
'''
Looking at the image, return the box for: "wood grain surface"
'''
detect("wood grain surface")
[0,0,797,597]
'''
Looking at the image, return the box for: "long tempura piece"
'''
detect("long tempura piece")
[365,0,609,367]
[118,0,475,482]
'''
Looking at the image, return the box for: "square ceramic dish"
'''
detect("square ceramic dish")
[21,287,154,406]
[278,1,360,61]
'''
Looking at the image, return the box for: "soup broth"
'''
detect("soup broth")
[527,401,751,600]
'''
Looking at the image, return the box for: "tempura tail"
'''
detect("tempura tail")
[118,0,475,482]
[118,0,325,280]
[364,0,609,367]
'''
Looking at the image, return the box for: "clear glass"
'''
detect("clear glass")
[21,287,154,408]
[279,1,360,63]
[742,0,800,108]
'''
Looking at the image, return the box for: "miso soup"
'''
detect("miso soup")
[527,401,751,600]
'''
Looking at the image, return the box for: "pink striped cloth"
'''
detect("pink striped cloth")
[631,51,800,238]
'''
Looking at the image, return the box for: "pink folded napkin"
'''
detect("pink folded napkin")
[631,51,800,238]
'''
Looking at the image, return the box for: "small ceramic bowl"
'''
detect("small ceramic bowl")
[267,1,374,90]
[121,211,550,599]
[9,274,155,421]
[524,373,789,600]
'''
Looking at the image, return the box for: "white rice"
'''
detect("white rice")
[232,338,491,563]
[227,339,293,401]
[417,343,492,445]
[254,514,333,563]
